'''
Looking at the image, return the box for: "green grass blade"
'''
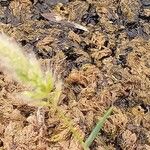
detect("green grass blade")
[85,106,113,148]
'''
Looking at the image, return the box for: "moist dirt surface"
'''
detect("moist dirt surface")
[0,0,150,150]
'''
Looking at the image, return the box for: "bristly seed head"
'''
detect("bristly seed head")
[0,33,62,106]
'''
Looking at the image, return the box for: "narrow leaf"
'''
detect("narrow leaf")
[85,106,113,148]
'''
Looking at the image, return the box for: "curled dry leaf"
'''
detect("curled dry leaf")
[122,130,137,149]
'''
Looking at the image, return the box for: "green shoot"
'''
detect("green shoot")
[85,106,113,149]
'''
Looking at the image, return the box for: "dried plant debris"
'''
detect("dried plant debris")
[41,12,89,32]
[0,0,150,150]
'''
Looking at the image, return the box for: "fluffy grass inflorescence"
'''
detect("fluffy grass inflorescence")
[0,33,62,106]
[0,33,113,150]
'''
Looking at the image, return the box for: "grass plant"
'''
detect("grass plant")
[0,33,113,150]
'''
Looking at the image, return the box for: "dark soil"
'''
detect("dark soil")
[0,0,150,150]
